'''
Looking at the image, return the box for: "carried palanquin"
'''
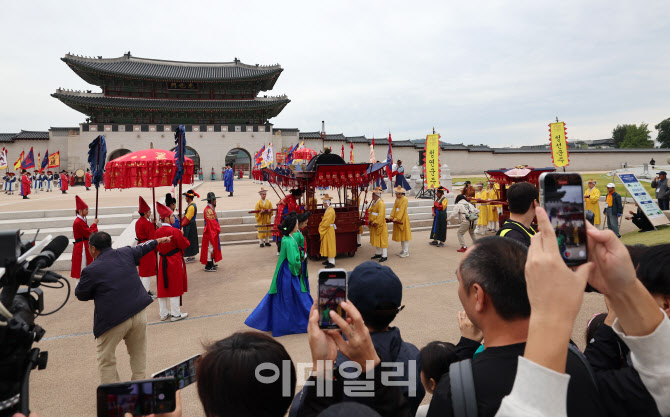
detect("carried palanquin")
[104,149,194,189]
[262,152,387,258]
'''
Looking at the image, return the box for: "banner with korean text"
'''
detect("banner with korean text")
[617,173,669,228]
[424,134,440,189]
[549,122,569,167]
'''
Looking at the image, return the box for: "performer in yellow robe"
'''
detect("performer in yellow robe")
[583,179,601,226]
[368,187,389,262]
[486,182,500,232]
[318,194,337,268]
[254,188,274,248]
[389,186,411,258]
[474,183,489,235]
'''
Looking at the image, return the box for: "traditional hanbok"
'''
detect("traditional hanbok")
[244,234,313,337]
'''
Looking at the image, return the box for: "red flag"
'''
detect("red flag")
[341,144,345,159]
[350,142,354,164]
[385,133,393,179]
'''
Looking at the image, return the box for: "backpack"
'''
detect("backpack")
[464,203,479,222]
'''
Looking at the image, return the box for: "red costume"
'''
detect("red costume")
[272,194,301,240]
[69,174,76,186]
[135,197,157,278]
[85,171,92,188]
[60,173,69,192]
[155,202,190,298]
[200,204,222,264]
[71,196,98,279]
[21,174,31,197]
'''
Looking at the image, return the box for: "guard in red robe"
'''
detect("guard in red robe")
[155,202,190,322]
[85,168,92,190]
[272,188,304,254]
[200,192,222,271]
[71,195,99,279]
[135,196,157,297]
[60,171,69,194]
[69,173,76,187]
[21,170,31,199]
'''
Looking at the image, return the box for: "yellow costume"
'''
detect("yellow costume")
[584,186,601,225]
[254,198,273,239]
[319,205,337,258]
[487,186,499,230]
[368,198,388,248]
[390,195,411,242]
[475,190,489,226]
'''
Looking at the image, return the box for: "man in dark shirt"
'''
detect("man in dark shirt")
[625,204,654,232]
[426,237,604,417]
[496,182,537,246]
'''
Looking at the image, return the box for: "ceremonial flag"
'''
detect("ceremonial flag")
[286,143,299,164]
[48,151,60,168]
[424,134,441,189]
[298,140,305,149]
[265,143,274,164]
[385,133,393,179]
[549,121,570,168]
[369,138,376,163]
[41,150,49,171]
[0,147,7,169]
[21,147,35,169]
[254,145,265,166]
[14,151,24,170]
[88,135,107,188]
[341,144,345,159]
[172,126,186,186]
[350,142,354,164]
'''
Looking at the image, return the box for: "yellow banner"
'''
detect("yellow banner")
[424,134,440,189]
[550,122,569,167]
[48,151,60,168]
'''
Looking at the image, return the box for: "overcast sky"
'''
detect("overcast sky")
[1,0,669,146]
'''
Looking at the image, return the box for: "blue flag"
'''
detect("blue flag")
[41,150,49,171]
[173,125,186,186]
[88,135,107,189]
[21,147,35,169]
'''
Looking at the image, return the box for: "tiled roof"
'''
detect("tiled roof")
[345,136,368,143]
[391,140,416,147]
[62,53,283,84]
[14,130,49,140]
[52,90,290,112]
[441,143,469,150]
[50,126,80,131]
[299,132,346,140]
[0,133,17,142]
[273,128,299,133]
[466,145,493,152]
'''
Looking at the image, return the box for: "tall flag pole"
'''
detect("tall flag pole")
[173,125,187,228]
[88,135,107,219]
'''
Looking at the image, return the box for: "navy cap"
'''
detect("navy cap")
[318,403,381,417]
[659,171,667,175]
[348,261,402,316]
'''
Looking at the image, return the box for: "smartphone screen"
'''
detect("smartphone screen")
[152,354,200,389]
[96,377,176,417]
[540,173,588,266]
[318,269,347,329]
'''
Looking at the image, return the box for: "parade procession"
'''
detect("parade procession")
[2,7,670,414]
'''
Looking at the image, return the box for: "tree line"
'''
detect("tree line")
[612,118,670,148]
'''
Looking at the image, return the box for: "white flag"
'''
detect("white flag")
[369,144,376,164]
[0,149,7,169]
[266,143,274,164]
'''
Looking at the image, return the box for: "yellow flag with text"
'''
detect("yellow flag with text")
[48,151,60,168]
[424,134,441,189]
[550,122,569,167]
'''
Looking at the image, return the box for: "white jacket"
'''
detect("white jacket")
[448,199,479,224]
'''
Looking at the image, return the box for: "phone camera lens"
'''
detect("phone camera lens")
[158,393,165,400]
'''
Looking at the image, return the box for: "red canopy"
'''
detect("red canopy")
[104,149,194,189]
[293,148,317,160]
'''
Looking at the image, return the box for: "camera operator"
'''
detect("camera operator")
[75,231,171,384]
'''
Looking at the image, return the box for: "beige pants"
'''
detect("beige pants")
[96,309,148,384]
[457,221,477,247]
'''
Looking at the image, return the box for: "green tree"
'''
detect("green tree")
[655,118,670,148]
[612,124,634,148]
[620,123,654,148]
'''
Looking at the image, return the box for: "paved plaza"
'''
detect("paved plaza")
[1,180,630,417]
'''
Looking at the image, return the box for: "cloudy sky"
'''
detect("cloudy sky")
[1,0,669,146]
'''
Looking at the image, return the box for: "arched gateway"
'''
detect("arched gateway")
[225,148,251,178]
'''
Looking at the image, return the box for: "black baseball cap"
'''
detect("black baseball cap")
[659,171,667,175]
[348,261,403,316]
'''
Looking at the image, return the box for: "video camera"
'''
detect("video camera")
[0,230,70,416]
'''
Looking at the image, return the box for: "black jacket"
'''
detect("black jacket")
[584,324,661,417]
[426,337,605,417]
[605,192,623,216]
[75,241,156,338]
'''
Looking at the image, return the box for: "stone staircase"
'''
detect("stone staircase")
[0,199,453,272]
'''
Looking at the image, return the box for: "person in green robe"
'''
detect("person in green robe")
[294,211,312,293]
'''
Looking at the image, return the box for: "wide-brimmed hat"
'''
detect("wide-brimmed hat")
[588,179,596,184]
[393,186,405,194]
[182,189,200,199]
[322,194,333,201]
[372,186,383,195]
[202,191,217,202]
[258,187,268,194]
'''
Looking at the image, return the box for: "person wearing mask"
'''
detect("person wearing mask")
[180,189,200,263]
[448,194,479,252]
[496,181,538,247]
[474,182,489,235]
[135,196,157,298]
[75,231,170,383]
[367,186,388,262]
[603,183,623,238]
[583,179,601,226]
[319,194,337,268]
[71,195,99,279]
[651,171,669,210]
[389,186,411,258]
[200,192,222,272]
[245,213,313,336]
[255,187,274,248]
[155,202,190,322]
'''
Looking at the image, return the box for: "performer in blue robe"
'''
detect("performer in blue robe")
[245,213,313,337]
[394,160,411,191]
[224,166,234,197]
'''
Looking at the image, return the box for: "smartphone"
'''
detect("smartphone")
[96,377,176,417]
[539,172,589,266]
[318,269,348,329]
[152,354,200,389]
